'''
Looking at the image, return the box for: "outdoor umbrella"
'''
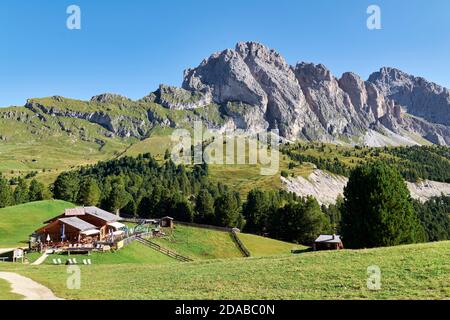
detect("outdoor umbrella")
[61,223,66,242]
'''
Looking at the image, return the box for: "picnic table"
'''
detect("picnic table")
[0,257,8,262]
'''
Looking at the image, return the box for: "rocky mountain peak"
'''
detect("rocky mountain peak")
[91,93,131,104]
[180,42,449,145]
[295,63,334,84]
[369,67,450,127]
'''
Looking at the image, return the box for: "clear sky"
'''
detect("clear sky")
[1,0,449,107]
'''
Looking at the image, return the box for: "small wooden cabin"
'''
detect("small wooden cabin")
[160,216,174,229]
[313,234,344,251]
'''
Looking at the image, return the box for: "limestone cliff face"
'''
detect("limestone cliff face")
[368,67,450,126]
[11,42,450,146]
[182,42,449,146]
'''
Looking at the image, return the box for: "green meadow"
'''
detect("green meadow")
[0,200,75,248]
[1,241,448,300]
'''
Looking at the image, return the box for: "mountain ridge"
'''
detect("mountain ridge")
[1,41,449,146]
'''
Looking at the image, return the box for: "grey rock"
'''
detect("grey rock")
[153,84,212,110]
[368,67,450,126]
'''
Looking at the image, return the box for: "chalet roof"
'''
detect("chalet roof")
[64,208,85,216]
[84,206,118,222]
[315,235,342,244]
[59,217,98,232]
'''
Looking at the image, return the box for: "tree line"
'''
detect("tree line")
[52,154,246,229]
[0,175,46,208]
[2,151,448,248]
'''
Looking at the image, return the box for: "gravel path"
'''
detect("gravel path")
[0,272,62,300]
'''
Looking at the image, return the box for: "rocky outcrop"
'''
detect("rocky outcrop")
[25,100,150,138]
[91,93,131,104]
[282,169,450,205]
[151,84,213,110]
[368,67,450,126]
[9,42,449,147]
[182,41,449,145]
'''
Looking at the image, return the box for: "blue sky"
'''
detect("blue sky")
[1,0,449,107]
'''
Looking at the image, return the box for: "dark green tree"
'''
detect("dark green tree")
[77,177,101,206]
[13,178,29,204]
[29,179,45,202]
[173,198,195,222]
[195,189,215,224]
[413,195,450,242]
[214,191,240,227]
[53,171,80,202]
[0,175,13,208]
[242,189,270,233]
[105,177,131,215]
[270,197,329,244]
[341,162,426,248]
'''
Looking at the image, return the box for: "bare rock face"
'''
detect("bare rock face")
[294,63,367,137]
[90,93,131,104]
[338,72,387,120]
[182,42,449,146]
[368,67,450,126]
[234,42,314,138]
[153,84,213,110]
[283,169,450,205]
[183,48,268,108]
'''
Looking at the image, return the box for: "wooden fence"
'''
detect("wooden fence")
[175,221,235,232]
[230,230,251,257]
[135,237,192,262]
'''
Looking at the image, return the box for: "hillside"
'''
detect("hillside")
[1,241,448,299]
[27,242,178,266]
[0,200,297,260]
[237,233,303,257]
[0,42,449,187]
[0,200,75,248]
[153,225,244,260]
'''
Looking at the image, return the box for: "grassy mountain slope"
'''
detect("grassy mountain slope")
[237,233,303,257]
[0,200,75,248]
[1,241,448,299]
[152,225,243,260]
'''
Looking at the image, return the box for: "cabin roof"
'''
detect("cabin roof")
[315,234,342,244]
[59,217,98,232]
[64,208,85,216]
[84,206,118,222]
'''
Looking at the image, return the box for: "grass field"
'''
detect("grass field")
[237,233,305,257]
[1,241,448,299]
[0,278,24,300]
[28,242,178,265]
[0,200,75,248]
[153,225,243,260]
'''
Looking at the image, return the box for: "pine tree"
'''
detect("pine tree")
[13,178,29,204]
[195,189,215,224]
[29,179,45,202]
[105,177,131,215]
[0,175,13,208]
[77,178,101,206]
[214,192,240,227]
[53,171,80,202]
[341,161,426,248]
[270,197,329,244]
[242,189,270,233]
